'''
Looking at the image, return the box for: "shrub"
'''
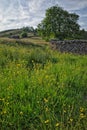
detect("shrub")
[21,31,28,38]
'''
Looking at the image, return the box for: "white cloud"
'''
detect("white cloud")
[0,0,87,31]
[58,0,87,11]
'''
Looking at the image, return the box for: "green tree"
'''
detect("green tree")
[78,29,87,39]
[37,5,80,40]
[22,26,34,33]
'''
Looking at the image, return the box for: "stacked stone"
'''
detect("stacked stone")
[50,40,87,54]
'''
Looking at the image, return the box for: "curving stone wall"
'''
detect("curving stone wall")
[50,40,87,54]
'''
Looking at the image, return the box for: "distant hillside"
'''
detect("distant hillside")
[0,29,22,37]
[0,27,37,38]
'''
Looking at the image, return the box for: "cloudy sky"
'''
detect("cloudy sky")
[0,0,87,31]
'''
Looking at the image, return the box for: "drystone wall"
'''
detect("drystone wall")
[50,40,87,54]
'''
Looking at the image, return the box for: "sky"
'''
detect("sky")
[0,0,87,31]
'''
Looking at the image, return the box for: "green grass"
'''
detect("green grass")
[0,38,87,130]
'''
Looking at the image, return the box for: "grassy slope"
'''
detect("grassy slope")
[0,29,22,37]
[0,37,87,130]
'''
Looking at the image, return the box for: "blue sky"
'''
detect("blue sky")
[0,0,87,31]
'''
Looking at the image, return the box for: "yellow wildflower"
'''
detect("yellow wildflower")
[44,120,49,124]
[70,118,73,122]
[17,64,21,67]
[0,98,5,101]
[63,110,66,113]
[55,123,60,127]
[44,98,48,103]
[6,102,9,105]
[3,110,7,114]
[80,113,86,118]
[45,107,49,112]
[20,111,23,115]
[80,107,84,113]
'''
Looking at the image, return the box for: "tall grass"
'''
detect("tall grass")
[0,42,87,130]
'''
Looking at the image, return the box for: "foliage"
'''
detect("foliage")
[37,5,80,40]
[77,29,87,40]
[20,26,37,38]
[0,41,87,130]
[22,26,34,33]
[21,31,28,38]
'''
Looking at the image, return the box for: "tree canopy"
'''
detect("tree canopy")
[37,5,80,40]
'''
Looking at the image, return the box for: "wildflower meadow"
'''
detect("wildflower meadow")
[0,40,87,130]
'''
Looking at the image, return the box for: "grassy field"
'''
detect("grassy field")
[0,37,87,130]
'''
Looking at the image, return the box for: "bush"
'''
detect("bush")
[21,31,28,38]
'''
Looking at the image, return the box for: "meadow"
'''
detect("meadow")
[0,37,87,130]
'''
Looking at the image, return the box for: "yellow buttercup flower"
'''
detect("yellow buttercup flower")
[45,107,49,112]
[44,120,49,124]
[6,102,9,105]
[55,123,60,127]
[80,113,86,118]
[0,98,5,101]
[44,98,48,103]
[20,111,23,115]
[63,110,66,113]
[70,118,73,122]
[17,64,21,67]
[80,107,84,113]
[2,110,7,114]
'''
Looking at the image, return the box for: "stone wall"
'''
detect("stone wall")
[50,40,87,54]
